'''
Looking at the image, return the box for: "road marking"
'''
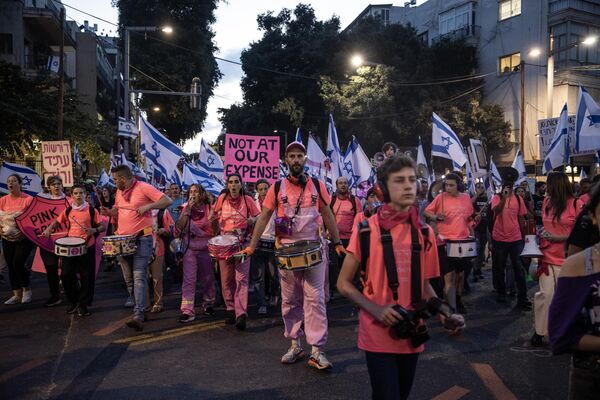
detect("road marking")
[0,357,49,383]
[431,385,470,400]
[129,322,225,346]
[471,363,517,400]
[93,316,133,336]
[111,320,225,346]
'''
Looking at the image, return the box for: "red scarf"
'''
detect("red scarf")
[190,203,206,221]
[377,204,420,231]
[121,180,138,202]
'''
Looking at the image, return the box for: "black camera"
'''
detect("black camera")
[391,298,455,347]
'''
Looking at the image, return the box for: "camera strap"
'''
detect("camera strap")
[380,224,422,305]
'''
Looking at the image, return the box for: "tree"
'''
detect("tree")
[113,0,221,144]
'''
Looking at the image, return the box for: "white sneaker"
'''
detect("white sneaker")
[308,351,333,370]
[4,295,21,305]
[258,306,267,315]
[281,346,305,364]
[21,288,32,304]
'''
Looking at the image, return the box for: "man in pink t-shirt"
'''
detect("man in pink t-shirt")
[100,165,172,331]
[490,181,531,309]
[337,155,464,400]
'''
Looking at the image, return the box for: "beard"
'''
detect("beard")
[289,163,303,177]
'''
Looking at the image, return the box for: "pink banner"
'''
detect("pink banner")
[16,197,69,252]
[224,134,280,183]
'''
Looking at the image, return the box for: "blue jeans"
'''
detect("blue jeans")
[119,236,153,319]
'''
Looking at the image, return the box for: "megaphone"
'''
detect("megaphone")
[520,235,543,258]
[373,152,385,167]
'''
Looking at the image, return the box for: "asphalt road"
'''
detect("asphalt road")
[0,262,570,400]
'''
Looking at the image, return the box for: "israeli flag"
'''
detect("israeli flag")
[0,161,43,196]
[98,169,115,187]
[343,136,375,188]
[198,138,224,182]
[140,115,183,181]
[511,149,527,185]
[279,160,288,179]
[306,134,327,181]
[580,169,588,180]
[465,153,475,195]
[118,117,139,139]
[575,86,600,153]
[326,114,344,185]
[73,143,82,166]
[543,103,570,174]
[431,112,467,167]
[417,137,429,173]
[295,128,303,144]
[489,156,502,188]
[484,174,494,199]
[182,162,224,196]
[118,152,147,181]
[171,168,184,188]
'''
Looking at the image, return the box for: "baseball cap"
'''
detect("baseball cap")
[285,141,306,154]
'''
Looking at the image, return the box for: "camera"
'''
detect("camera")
[391,297,455,347]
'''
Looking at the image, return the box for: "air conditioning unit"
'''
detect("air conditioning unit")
[410,0,417,5]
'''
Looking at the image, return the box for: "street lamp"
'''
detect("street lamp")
[152,106,161,112]
[350,54,364,68]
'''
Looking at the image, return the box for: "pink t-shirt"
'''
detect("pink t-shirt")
[215,194,260,234]
[425,192,473,240]
[114,182,166,235]
[332,195,362,240]
[541,197,583,266]
[152,209,174,257]
[579,193,590,206]
[57,204,103,246]
[0,193,33,212]
[347,216,440,354]
[490,194,527,242]
[263,178,331,216]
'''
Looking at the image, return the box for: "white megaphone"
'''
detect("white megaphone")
[521,234,543,258]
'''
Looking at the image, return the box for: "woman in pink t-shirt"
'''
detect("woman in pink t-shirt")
[531,172,583,347]
[0,174,34,305]
[337,155,464,400]
[213,173,260,330]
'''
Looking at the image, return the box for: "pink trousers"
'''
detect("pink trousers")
[218,256,250,318]
[181,249,216,317]
[279,260,328,347]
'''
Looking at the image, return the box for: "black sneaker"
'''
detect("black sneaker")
[235,314,247,331]
[65,303,78,314]
[126,318,144,331]
[531,333,545,347]
[225,311,236,325]
[178,313,195,323]
[44,296,62,307]
[77,305,91,316]
[204,306,215,316]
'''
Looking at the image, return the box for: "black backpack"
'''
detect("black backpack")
[65,205,100,238]
[330,193,357,216]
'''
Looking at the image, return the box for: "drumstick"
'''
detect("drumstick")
[37,232,66,238]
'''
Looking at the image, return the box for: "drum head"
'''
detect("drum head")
[56,237,86,245]
[208,235,239,247]
[278,241,320,256]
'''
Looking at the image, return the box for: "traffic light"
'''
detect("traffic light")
[190,77,201,110]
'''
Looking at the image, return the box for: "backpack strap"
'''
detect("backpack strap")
[310,176,328,206]
[380,227,399,301]
[410,224,422,306]
[358,219,371,279]
[157,209,165,230]
[351,194,357,216]
[330,193,337,211]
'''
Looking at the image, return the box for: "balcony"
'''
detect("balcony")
[432,25,481,45]
[549,0,600,25]
[24,53,54,73]
[23,0,76,47]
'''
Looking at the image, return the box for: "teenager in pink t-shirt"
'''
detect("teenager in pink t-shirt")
[100,165,172,331]
[424,173,474,313]
[43,185,105,316]
[337,155,465,400]
[531,172,583,347]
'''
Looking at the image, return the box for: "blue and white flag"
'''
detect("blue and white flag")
[73,143,82,166]
[140,115,183,181]
[118,152,147,181]
[98,168,115,187]
[431,112,467,168]
[306,134,326,181]
[279,160,288,179]
[489,156,502,188]
[295,128,303,144]
[511,148,527,185]
[198,138,224,182]
[580,169,588,180]
[118,117,139,139]
[171,168,184,188]
[0,161,43,196]
[182,162,223,196]
[544,103,570,174]
[416,136,429,179]
[326,114,344,185]
[465,153,475,195]
[575,86,600,153]
[343,136,375,188]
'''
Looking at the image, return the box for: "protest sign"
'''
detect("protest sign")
[538,117,596,160]
[42,141,73,187]
[16,197,69,252]
[224,134,280,183]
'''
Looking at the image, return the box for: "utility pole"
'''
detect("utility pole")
[520,60,525,154]
[57,7,65,139]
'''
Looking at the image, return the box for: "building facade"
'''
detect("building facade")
[346,1,600,166]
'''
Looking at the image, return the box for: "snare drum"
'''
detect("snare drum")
[446,239,477,259]
[207,235,241,260]
[102,234,137,257]
[257,235,276,253]
[55,237,87,257]
[276,240,322,271]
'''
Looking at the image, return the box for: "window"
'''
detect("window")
[380,8,390,25]
[499,0,521,21]
[499,52,521,74]
[0,33,12,54]
[439,3,472,35]
[418,31,429,45]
